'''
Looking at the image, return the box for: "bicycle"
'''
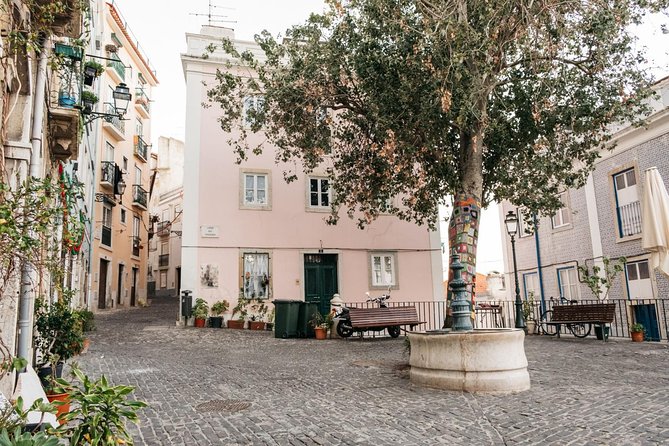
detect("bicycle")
[539,296,592,338]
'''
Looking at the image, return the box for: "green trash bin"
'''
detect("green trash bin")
[273,300,301,338]
[298,302,320,338]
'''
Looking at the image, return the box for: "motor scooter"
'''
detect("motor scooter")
[335,290,401,338]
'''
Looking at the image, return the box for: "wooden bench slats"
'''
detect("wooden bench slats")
[551,304,615,324]
[348,307,422,328]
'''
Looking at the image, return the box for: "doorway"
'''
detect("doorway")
[304,254,338,315]
[117,264,124,305]
[176,267,181,297]
[130,267,138,306]
[98,259,109,309]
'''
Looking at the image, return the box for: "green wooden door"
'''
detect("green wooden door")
[304,254,338,315]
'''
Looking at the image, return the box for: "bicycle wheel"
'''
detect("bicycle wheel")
[540,310,558,336]
[568,323,591,338]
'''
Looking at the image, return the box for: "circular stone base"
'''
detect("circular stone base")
[408,328,530,393]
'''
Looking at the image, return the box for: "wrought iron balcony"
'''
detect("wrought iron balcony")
[135,87,151,117]
[159,254,169,268]
[100,161,115,186]
[101,102,125,140]
[156,221,171,237]
[617,200,642,237]
[132,184,148,209]
[132,236,141,257]
[107,53,125,81]
[134,135,148,162]
[101,225,112,247]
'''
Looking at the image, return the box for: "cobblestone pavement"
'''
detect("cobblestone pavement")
[74,296,669,445]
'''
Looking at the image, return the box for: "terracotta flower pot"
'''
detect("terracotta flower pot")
[314,327,327,340]
[194,318,206,328]
[249,321,266,331]
[227,319,245,329]
[46,392,70,425]
[631,331,644,342]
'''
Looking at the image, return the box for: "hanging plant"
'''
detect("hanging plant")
[84,60,104,77]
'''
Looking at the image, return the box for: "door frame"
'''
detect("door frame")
[98,259,109,309]
[130,267,138,306]
[117,263,124,305]
[303,252,339,315]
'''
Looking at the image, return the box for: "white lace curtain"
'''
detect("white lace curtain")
[243,253,269,298]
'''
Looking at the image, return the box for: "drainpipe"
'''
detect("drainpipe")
[17,37,49,364]
[533,214,547,314]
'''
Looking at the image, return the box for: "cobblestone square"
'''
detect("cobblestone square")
[74,297,669,445]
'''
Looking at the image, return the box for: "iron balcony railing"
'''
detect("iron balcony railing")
[159,254,169,268]
[100,161,115,185]
[617,200,642,237]
[134,135,148,161]
[135,87,151,113]
[132,184,147,208]
[104,103,125,134]
[156,221,171,236]
[132,236,140,257]
[107,53,125,80]
[101,225,112,247]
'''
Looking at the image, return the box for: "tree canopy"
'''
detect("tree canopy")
[207,0,667,228]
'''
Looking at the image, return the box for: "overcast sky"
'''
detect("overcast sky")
[112,0,668,276]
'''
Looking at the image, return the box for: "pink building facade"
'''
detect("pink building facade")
[181,27,443,319]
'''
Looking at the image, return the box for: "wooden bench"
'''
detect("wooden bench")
[546,303,616,341]
[348,306,423,337]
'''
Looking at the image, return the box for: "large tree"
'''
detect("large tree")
[207,0,667,307]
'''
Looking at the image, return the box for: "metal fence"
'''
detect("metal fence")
[342,298,669,341]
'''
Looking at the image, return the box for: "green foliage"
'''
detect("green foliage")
[207,0,666,228]
[192,298,209,319]
[630,323,645,333]
[522,292,536,321]
[309,312,333,329]
[80,91,98,104]
[210,300,229,316]
[231,297,249,321]
[83,60,104,76]
[0,428,59,446]
[34,296,84,367]
[0,397,56,441]
[55,367,147,446]
[578,257,626,301]
[75,308,95,332]
[247,299,268,321]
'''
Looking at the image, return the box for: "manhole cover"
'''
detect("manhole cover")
[195,400,251,413]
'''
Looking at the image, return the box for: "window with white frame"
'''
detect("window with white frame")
[370,253,396,287]
[551,192,570,229]
[160,271,167,289]
[120,209,126,225]
[243,173,268,206]
[626,260,653,299]
[309,177,330,208]
[243,95,265,127]
[613,168,641,237]
[557,267,579,300]
[522,272,540,300]
[242,253,270,299]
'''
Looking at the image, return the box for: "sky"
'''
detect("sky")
[112,0,668,276]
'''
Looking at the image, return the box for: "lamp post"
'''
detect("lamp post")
[504,210,526,330]
[83,83,132,124]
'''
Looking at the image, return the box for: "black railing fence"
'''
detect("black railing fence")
[341,298,669,341]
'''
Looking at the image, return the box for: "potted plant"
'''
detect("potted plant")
[309,312,333,340]
[248,300,268,330]
[191,298,209,328]
[83,60,105,85]
[209,300,229,328]
[227,297,248,329]
[265,308,275,331]
[630,323,645,342]
[578,257,626,339]
[80,91,98,114]
[522,292,536,334]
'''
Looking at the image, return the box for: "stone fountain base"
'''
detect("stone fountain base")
[408,328,530,393]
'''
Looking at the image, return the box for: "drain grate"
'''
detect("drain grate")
[195,399,251,413]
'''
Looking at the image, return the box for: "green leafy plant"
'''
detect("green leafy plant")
[630,323,645,333]
[83,60,104,77]
[522,292,536,322]
[75,308,95,332]
[0,427,59,446]
[55,367,147,446]
[309,312,333,329]
[578,257,626,301]
[231,297,248,321]
[80,91,98,105]
[34,296,84,369]
[210,300,229,316]
[191,298,209,320]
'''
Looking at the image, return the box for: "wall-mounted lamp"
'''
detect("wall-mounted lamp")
[83,83,132,125]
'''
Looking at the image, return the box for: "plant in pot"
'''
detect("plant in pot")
[265,308,275,331]
[630,323,645,342]
[80,91,98,114]
[228,297,248,329]
[578,256,626,340]
[309,312,333,340]
[209,300,229,328]
[248,300,268,330]
[83,60,104,86]
[191,298,209,328]
[522,292,536,335]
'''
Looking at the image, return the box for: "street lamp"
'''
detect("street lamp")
[504,210,526,330]
[94,170,126,203]
[83,83,132,124]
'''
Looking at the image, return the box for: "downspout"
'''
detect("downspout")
[533,214,547,314]
[17,37,49,364]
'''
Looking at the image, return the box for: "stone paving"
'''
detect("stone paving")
[74,296,669,445]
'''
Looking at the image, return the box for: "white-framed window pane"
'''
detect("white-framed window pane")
[371,253,395,287]
[625,170,636,186]
[626,264,638,281]
[615,174,626,191]
[551,192,569,228]
[626,260,653,299]
[243,253,270,299]
[309,178,330,207]
[558,267,578,300]
[244,174,268,205]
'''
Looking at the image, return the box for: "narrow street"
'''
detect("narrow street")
[74,297,669,445]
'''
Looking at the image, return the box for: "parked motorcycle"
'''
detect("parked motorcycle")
[335,290,401,338]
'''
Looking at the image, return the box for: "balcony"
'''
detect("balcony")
[617,201,642,238]
[132,237,141,257]
[157,221,171,237]
[48,50,82,160]
[159,254,169,268]
[100,161,115,188]
[101,103,126,141]
[134,135,148,162]
[106,53,126,83]
[132,184,148,210]
[38,0,83,37]
[101,225,112,247]
[135,87,151,118]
